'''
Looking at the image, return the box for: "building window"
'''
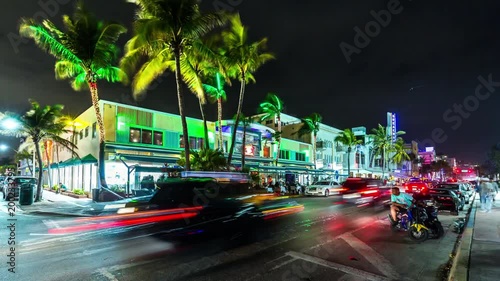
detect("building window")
[279,150,290,160]
[265,120,272,125]
[92,122,97,138]
[79,131,83,140]
[129,128,163,146]
[296,152,306,161]
[85,127,89,137]
[154,131,163,146]
[180,135,204,150]
[142,130,152,144]
[129,128,141,143]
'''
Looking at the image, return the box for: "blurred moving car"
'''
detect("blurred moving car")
[2,176,38,201]
[341,178,391,206]
[433,182,470,204]
[428,188,464,215]
[305,180,343,197]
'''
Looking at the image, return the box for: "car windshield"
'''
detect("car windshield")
[15,178,36,184]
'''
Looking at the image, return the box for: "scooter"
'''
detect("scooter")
[389,201,444,242]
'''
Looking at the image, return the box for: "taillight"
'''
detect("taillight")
[360,189,378,195]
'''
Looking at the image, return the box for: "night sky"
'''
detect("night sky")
[1,0,499,163]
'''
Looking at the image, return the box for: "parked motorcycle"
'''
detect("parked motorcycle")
[388,200,444,242]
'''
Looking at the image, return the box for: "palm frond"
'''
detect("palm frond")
[19,18,82,63]
[132,49,173,96]
[55,60,85,80]
[96,66,129,85]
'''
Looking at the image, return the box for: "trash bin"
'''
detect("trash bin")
[92,188,100,202]
[19,183,35,205]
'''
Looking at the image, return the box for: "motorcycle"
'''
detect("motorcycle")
[389,200,444,242]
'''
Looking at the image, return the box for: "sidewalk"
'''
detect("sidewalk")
[451,194,500,281]
[16,189,94,216]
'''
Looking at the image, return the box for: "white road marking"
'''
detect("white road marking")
[340,232,400,280]
[270,257,297,270]
[286,251,391,281]
[42,219,61,229]
[97,268,119,281]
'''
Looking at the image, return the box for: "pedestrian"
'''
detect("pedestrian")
[480,178,495,213]
[479,178,487,211]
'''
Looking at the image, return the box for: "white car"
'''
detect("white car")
[305,180,343,197]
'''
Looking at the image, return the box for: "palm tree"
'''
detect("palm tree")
[177,147,227,171]
[0,101,77,201]
[223,14,275,167]
[14,148,34,176]
[204,72,227,152]
[334,129,362,177]
[19,2,128,187]
[298,113,322,169]
[369,124,406,178]
[390,137,410,167]
[258,93,284,165]
[122,0,227,171]
[239,113,252,170]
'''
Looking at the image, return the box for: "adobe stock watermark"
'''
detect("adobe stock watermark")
[417,74,500,148]
[339,0,411,64]
[213,0,243,12]
[8,0,73,54]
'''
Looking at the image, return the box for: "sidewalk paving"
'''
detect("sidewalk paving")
[468,194,500,281]
[16,190,95,216]
[450,193,500,281]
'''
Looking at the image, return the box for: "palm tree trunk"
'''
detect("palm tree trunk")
[275,115,281,166]
[88,81,107,188]
[241,123,247,170]
[34,141,43,202]
[44,141,52,188]
[227,74,246,167]
[198,97,210,149]
[382,147,385,179]
[313,133,317,170]
[174,49,191,171]
[347,146,351,177]
[217,98,224,152]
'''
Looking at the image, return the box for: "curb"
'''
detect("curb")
[446,195,477,281]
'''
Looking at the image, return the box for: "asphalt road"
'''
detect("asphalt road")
[0,196,469,281]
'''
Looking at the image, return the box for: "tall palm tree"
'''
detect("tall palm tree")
[298,113,322,169]
[121,0,227,171]
[258,93,284,165]
[369,124,406,178]
[204,72,227,152]
[390,137,410,167]
[0,101,77,201]
[19,2,128,187]
[223,14,275,166]
[239,113,252,170]
[334,129,362,177]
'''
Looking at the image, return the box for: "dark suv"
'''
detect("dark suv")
[2,176,37,201]
[428,188,463,215]
[433,183,470,204]
[341,178,391,205]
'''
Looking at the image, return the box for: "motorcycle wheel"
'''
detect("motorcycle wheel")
[408,225,429,242]
[434,222,444,238]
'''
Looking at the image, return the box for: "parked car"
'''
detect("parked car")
[428,188,463,215]
[341,178,391,206]
[305,180,343,197]
[433,183,470,204]
[2,176,38,201]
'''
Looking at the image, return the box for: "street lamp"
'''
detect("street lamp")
[1,118,20,130]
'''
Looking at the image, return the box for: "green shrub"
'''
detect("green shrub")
[73,189,85,195]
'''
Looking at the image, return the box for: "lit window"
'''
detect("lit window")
[142,130,152,144]
[154,131,163,146]
[129,128,141,143]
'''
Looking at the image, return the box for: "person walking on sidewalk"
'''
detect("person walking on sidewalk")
[480,178,495,213]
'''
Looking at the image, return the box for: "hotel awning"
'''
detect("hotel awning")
[115,154,180,164]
